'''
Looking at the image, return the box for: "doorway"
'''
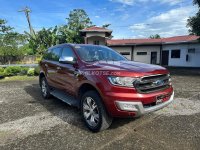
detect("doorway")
[151,52,157,64]
[162,50,169,66]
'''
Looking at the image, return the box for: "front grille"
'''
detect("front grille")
[134,74,170,94]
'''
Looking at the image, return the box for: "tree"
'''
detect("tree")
[25,9,93,55]
[187,0,200,36]
[0,19,12,33]
[149,34,161,39]
[194,0,200,6]
[0,19,26,64]
[25,26,60,55]
[66,9,93,43]
[102,24,111,28]
[0,32,26,64]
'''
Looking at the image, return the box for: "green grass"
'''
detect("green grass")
[0,75,38,82]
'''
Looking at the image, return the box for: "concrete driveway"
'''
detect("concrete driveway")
[0,73,200,150]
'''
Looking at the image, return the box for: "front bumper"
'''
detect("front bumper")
[115,91,174,117]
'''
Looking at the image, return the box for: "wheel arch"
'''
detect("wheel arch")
[78,83,102,99]
[39,72,46,86]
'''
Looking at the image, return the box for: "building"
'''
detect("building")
[80,27,200,67]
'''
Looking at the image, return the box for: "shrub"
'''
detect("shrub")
[20,67,29,75]
[0,67,4,76]
[34,66,40,75]
[0,72,4,76]
[36,55,42,63]
[0,67,4,73]
[27,68,35,76]
[4,66,22,76]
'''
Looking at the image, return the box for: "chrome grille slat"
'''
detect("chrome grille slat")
[142,77,169,82]
[137,83,169,90]
[135,74,170,94]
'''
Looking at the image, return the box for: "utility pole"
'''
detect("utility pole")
[18,6,36,37]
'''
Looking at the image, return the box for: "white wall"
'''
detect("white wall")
[163,43,200,67]
[134,46,160,64]
[86,32,105,37]
[87,36,106,45]
[110,46,132,60]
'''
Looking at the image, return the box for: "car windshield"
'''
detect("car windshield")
[74,45,127,62]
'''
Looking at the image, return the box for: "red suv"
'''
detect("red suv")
[39,44,174,132]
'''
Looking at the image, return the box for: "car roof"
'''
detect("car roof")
[48,43,106,50]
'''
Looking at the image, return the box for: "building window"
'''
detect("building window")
[93,41,100,45]
[171,50,180,58]
[188,48,195,53]
[137,52,147,55]
[120,52,130,55]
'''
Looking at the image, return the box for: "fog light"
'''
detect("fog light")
[116,102,138,111]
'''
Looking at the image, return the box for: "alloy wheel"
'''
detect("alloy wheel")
[83,97,100,127]
[41,80,47,97]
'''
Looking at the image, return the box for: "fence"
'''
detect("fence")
[0,55,37,65]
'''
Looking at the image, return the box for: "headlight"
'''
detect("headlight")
[108,76,137,87]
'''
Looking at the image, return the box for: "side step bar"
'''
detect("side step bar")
[50,89,80,108]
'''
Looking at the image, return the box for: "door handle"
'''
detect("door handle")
[57,67,61,70]
[74,70,81,77]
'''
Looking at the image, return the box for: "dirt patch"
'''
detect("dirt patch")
[155,97,200,116]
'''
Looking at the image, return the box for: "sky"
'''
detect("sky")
[0,0,197,39]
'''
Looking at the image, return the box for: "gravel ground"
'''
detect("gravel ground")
[0,70,200,150]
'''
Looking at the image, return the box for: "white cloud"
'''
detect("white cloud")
[95,16,100,18]
[109,0,134,5]
[129,6,197,37]
[130,23,147,30]
[121,13,130,20]
[155,0,182,6]
[110,0,183,6]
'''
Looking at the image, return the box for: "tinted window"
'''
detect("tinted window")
[61,46,75,58]
[52,47,61,61]
[171,50,180,58]
[75,45,127,62]
[43,49,52,60]
[188,48,195,53]
[120,52,130,55]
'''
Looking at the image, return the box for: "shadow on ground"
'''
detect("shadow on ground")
[24,84,134,132]
[167,67,200,76]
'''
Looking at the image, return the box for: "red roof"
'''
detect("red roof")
[107,35,199,46]
[162,35,199,43]
[81,26,112,32]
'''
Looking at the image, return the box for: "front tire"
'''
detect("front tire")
[40,77,51,99]
[81,91,113,132]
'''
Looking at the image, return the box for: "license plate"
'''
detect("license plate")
[156,95,165,105]
[156,93,171,105]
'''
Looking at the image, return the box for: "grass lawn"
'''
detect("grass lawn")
[0,76,38,82]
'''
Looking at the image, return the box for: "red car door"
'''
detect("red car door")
[56,46,78,95]
[45,47,63,89]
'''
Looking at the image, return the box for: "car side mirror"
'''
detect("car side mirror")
[59,56,77,64]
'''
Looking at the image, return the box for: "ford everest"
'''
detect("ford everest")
[39,44,174,132]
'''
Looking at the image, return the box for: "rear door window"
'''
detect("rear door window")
[43,49,52,60]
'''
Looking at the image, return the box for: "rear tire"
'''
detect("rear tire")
[40,77,51,99]
[81,90,113,132]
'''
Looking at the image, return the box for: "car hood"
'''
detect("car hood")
[82,61,168,75]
